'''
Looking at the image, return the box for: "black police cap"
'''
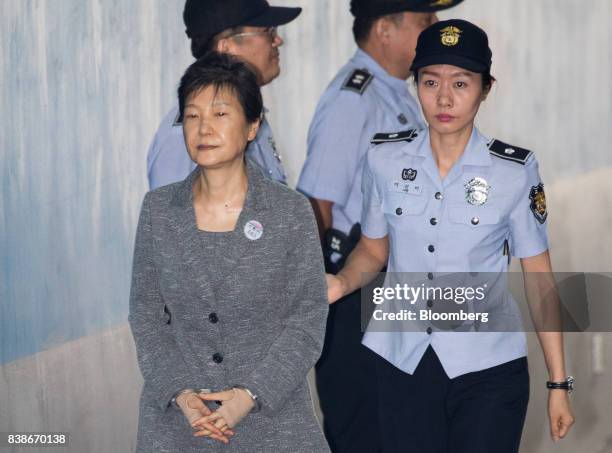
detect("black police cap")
[411,19,492,73]
[184,0,301,40]
[351,0,464,18]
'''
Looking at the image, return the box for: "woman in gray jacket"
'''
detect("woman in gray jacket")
[129,52,330,452]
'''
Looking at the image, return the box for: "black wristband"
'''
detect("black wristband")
[546,376,575,393]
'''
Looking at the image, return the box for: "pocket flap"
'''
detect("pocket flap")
[382,192,428,215]
[448,206,500,225]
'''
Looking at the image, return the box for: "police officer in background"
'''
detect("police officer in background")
[297,1,464,451]
[147,0,301,189]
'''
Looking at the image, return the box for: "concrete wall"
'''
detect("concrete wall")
[1,0,611,452]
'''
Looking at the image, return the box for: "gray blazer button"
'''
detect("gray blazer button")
[212,353,223,364]
[471,217,480,225]
[208,313,219,324]
[396,207,403,216]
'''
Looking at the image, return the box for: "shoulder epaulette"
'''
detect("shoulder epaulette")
[488,139,533,165]
[371,129,418,145]
[341,68,373,95]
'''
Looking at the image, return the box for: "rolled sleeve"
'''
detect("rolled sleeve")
[508,156,549,258]
[298,94,368,207]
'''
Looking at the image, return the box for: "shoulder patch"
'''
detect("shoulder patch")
[488,139,532,165]
[172,111,182,127]
[341,69,373,95]
[371,129,418,145]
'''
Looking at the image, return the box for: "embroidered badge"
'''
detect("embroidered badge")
[529,183,547,224]
[244,220,264,241]
[465,177,490,205]
[402,168,417,181]
[440,26,462,47]
[390,181,422,196]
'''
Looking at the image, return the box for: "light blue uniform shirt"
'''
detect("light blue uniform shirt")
[361,126,549,378]
[298,49,425,235]
[146,103,286,189]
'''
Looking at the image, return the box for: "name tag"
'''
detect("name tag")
[388,180,423,196]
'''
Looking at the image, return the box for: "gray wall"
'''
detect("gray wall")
[1,0,611,452]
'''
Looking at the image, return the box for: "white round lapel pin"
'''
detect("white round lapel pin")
[244,220,264,241]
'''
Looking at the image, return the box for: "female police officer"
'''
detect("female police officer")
[327,19,575,453]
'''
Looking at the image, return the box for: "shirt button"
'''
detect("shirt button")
[427,272,434,280]
[396,207,403,216]
[430,218,438,226]
[208,313,219,324]
[471,217,480,225]
[427,299,433,308]
[435,192,443,200]
[426,327,433,335]
[212,353,223,364]
[428,245,435,253]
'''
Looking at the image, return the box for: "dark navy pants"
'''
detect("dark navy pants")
[376,346,530,453]
[315,289,382,453]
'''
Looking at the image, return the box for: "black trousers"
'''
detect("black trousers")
[315,289,382,453]
[376,346,530,453]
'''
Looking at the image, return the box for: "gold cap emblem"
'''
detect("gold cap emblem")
[430,0,454,7]
[440,26,462,46]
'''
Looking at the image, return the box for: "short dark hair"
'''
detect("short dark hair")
[190,27,245,59]
[414,70,496,92]
[352,12,404,45]
[178,52,263,124]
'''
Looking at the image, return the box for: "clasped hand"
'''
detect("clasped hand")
[178,388,255,444]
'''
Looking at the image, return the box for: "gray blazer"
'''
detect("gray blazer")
[129,161,330,452]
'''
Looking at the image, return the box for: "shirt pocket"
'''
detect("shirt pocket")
[381,192,428,230]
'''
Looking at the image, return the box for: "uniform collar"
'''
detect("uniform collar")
[352,48,410,96]
[415,126,492,167]
[171,158,271,211]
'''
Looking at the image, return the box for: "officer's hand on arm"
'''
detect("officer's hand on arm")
[521,251,575,442]
[192,389,254,440]
[327,235,389,304]
[175,391,234,444]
